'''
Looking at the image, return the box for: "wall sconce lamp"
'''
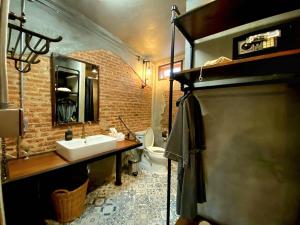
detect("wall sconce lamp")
[142,59,151,89]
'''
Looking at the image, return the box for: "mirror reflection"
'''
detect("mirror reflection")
[51,53,99,126]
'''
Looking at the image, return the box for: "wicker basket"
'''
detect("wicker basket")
[51,179,89,223]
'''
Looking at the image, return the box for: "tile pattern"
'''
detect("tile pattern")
[47,165,178,225]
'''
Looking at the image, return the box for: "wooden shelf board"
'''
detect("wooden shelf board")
[174,0,300,43]
[174,49,300,84]
[5,140,141,183]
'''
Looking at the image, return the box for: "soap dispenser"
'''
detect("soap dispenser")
[65,126,73,141]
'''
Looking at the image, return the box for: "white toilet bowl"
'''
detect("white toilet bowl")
[136,127,167,174]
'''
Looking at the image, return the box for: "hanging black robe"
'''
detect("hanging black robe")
[164,93,206,219]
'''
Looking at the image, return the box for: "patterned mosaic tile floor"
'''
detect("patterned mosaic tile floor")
[47,165,178,225]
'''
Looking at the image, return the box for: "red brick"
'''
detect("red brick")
[6,49,152,154]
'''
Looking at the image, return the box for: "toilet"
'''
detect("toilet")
[135,127,167,174]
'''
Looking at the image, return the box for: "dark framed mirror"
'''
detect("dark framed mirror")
[51,53,99,126]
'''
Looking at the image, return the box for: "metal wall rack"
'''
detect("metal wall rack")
[7,13,62,73]
[166,0,300,224]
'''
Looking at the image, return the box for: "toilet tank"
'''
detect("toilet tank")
[135,131,145,149]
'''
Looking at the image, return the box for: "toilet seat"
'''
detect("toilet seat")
[147,146,165,155]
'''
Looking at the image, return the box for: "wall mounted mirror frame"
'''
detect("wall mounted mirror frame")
[51,53,100,126]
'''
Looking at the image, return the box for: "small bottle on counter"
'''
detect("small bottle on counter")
[65,126,73,141]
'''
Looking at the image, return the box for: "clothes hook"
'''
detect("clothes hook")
[199,66,203,82]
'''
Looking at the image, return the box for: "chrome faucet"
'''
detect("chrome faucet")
[81,121,91,139]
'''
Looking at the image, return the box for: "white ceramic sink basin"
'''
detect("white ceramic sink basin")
[56,135,117,161]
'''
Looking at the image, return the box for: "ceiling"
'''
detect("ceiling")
[62,0,186,61]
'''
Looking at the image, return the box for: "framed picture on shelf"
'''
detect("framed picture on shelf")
[158,60,183,80]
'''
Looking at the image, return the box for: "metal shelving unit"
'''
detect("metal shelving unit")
[166,1,300,224]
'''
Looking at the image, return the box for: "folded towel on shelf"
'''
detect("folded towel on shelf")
[203,56,232,66]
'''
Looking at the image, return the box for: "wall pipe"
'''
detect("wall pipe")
[0,0,9,224]
[0,0,10,109]
[16,0,26,158]
[20,0,25,109]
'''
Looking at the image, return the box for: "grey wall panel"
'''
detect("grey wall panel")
[195,84,300,225]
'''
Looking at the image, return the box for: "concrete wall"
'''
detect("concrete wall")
[151,55,183,147]
[195,84,300,225]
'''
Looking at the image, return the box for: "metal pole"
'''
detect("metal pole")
[190,44,194,69]
[118,116,139,142]
[167,5,179,225]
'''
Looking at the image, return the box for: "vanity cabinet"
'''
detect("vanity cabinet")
[2,140,141,225]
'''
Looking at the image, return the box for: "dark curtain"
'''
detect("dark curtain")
[85,78,94,121]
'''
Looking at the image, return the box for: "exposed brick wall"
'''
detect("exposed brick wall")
[6,50,152,155]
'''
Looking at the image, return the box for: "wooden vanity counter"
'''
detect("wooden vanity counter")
[5,140,141,184]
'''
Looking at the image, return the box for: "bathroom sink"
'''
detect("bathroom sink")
[56,135,117,161]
